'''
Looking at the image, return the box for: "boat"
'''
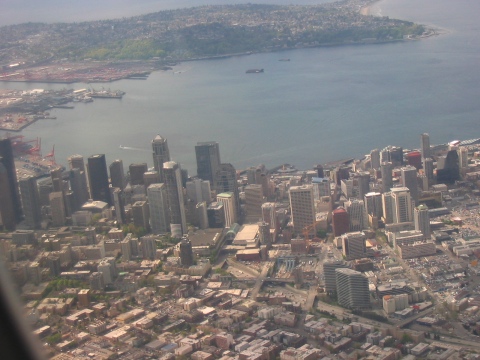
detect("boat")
[246,69,264,74]
[279,58,290,61]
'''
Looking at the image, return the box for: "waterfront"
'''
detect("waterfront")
[1,0,480,175]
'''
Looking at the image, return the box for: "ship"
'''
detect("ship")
[279,58,290,61]
[246,69,264,74]
[87,89,125,99]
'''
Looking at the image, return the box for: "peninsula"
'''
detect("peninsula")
[0,0,431,83]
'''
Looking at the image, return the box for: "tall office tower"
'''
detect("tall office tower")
[164,161,187,235]
[380,162,393,193]
[179,238,194,267]
[437,150,460,184]
[69,168,88,210]
[186,178,212,204]
[195,141,221,184]
[0,139,21,222]
[421,133,430,160]
[364,192,383,219]
[143,171,160,190]
[112,188,126,225]
[215,163,240,217]
[109,159,125,190]
[333,166,350,185]
[356,172,370,200]
[245,184,264,219]
[335,268,370,309]
[370,149,381,170]
[68,154,86,172]
[289,185,315,237]
[132,200,150,230]
[458,147,469,169]
[147,183,169,234]
[121,238,132,261]
[315,164,324,178]
[196,202,209,229]
[140,235,157,260]
[414,204,431,239]
[50,167,64,192]
[207,202,225,228]
[391,187,413,223]
[49,192,66,227]
[152,135,170,183]
[332,207,349,236]
[262,202,277,230]
[341,231,367,260]
[341,179,354,198]
[0,162,15,230]
[423,158,434,186]
[345,199,366,232]
[323,260,349,294]
[18,175,42,229]
[88,154,112,205]
[259,221,272,248]
[217,192,236,227]
[312,177,331,200]
[401,165,419,205]
[382,192,394,224]
[389,146,404,167]
[129,163,148,186]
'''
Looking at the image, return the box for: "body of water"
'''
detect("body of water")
[1,0,480,174]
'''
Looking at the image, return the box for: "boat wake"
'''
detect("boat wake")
[119,145,150,152]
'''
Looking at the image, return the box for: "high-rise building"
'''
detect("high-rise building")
[179,238,194,267]
[215,163,240,217]
[0,161,15,230]
[401,166,419,205]
[332,207,349,237]
[49,192,66,227]
[423,157,434,186]
[391,187,413,223]
[164,161,187,235]
[458,147,469,169]
[196,202,209,230]
[186,178,211,204]
[109,159,125,190]
[195,141,221,184]
[129,163,148,185]
[152,135,170,183]
[370,149,381,170]
[245,184,264,219]
[207,202,225,228]
[0,139,21,222]
[341,231,367,260]
[421,133,430,160]
[147,183,169,234]
[112,188,126,225]
[414,204,431,239]
[68,154,86,172]
[216,192,236,228]
[143,171,160,190]
[323,260,349,294]
[289,185,315,237]
[380,162,393,193]
[18,175,42,229]
[69,168,89,210]
[261,202,277,230]
[356,172,370,200]
[88,154,112,205]
[314,164,324,178]
[345,199,366,231]
[437,149,460,184]
[140,235,157,260]
[258,221,272,248]
[364,192,383,219]
[335,268,370,309]
[50,166,65,193]
[312,177,331,200]
[382,192,394,224]
[132,200,150,231]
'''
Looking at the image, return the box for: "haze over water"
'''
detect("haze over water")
[1,0,480,174]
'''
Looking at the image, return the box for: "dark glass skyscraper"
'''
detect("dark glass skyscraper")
[152,135,170,182]
[88,154,112,205]
[195,141,221,184]
[109,159,125,190]
[0,139,21,222]
[0,161,15,230]
[215,163,240,219]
